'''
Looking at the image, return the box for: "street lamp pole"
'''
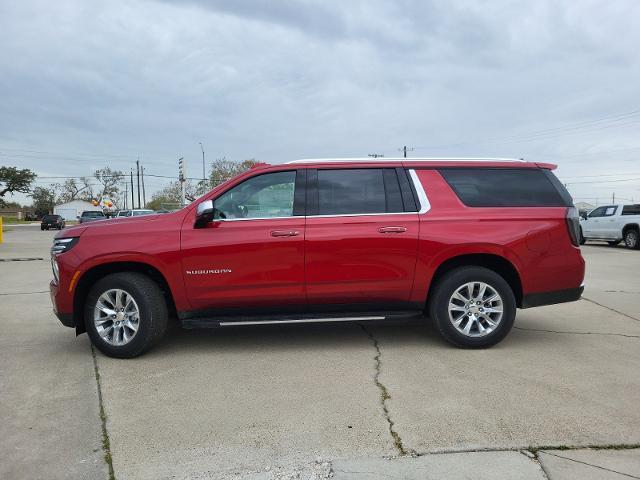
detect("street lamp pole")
[199,142,205,181]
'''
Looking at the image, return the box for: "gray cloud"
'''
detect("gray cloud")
[1,0,640,205]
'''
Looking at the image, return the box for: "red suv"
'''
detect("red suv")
[50,158,585,358]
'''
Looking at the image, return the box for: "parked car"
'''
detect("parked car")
[49,158,585,358]
[115,209,155,218]
[78,210,107,224]
[579,204,640,249]
[41,214,65,230]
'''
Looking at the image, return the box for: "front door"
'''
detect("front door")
[304,168,420,306]
[181,170,306,312]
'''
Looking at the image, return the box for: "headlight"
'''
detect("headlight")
[51,237,79,255]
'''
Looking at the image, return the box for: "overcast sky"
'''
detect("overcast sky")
[1,0,640,206]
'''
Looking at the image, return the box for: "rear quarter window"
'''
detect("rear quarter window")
[438,168,571,207]
[622,204,640,215]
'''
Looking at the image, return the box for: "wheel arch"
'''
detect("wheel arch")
[426,253,523,309]
[73,261,177,335]
[622,223,639,235]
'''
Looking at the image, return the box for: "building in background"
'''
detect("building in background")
[54,200,101,220]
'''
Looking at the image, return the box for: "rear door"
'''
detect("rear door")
[304,167,420,306]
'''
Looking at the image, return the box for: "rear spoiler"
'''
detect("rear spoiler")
[535,162,558,170]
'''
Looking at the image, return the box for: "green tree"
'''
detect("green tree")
[146,180,200,210]
[0,166,36,206]
[30,186,57,217]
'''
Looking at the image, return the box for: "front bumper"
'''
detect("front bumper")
[521,284,584,309]
[50,280,74,327]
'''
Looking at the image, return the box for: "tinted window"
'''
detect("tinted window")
[588,207,606,218]
[43,215,57,221]
[622,204,640,215]
[215,171,296,219]
[317,169,387,215]
[82,211,105,217]
[439,168,570,207]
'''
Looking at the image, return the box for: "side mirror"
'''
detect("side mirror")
[195,200,215,228]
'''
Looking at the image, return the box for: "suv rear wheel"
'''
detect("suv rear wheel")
[85,272,168,358]
[624,228,640,250]
[429,266,516,348]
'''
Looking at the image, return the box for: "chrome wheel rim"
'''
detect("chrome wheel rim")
[626,231,637,247]
[448,282,503,337]
[93,289,140,346]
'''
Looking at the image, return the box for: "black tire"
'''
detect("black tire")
[85,272,168,358]
[40,226,45,230]
[624,228,640,250]
[579,228,586,245]
[428,266,516,348]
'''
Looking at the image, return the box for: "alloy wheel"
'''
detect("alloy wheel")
[93,289,140,346]
[448,282,504,337]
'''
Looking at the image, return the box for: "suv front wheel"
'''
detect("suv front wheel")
[85,272,168,358]
[429,266,516,348]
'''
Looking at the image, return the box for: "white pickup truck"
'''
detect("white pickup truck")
[579,204,640,249]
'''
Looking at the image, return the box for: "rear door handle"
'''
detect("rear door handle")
[271,230,300,237]
[378,226,407,234]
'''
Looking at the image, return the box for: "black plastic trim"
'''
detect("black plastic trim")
[292,169,306,216]
[521,285,584,309]
[55,311,75,328]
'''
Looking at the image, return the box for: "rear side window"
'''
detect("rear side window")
[438,168,571,207]
[315,168,407,215]
[622,204,640,215]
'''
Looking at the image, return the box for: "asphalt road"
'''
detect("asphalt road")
[1,225,639,479]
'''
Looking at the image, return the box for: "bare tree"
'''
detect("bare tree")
[209,157,261,187]
[54,177,93,203]
[94,168,124,207]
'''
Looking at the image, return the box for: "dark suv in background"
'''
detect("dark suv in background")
[78,210,107,224]
[41,214,65,230]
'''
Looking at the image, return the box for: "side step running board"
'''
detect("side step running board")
[180,310,423,329]
[219,316,385,326]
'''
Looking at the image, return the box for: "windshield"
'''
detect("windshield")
[132,210,154,216]
[82,211,104,217]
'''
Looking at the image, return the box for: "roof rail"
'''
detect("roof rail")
[286,157,526,164]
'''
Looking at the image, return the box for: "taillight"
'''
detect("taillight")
[565,207,580,246]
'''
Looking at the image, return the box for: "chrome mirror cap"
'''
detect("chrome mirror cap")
[196,200,214,217]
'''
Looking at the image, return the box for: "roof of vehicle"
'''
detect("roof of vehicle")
[281,157,556,169]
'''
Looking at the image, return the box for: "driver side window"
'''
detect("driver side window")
[588,207,606,218]
[214,171,296,219]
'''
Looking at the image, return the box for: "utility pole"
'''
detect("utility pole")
[398,145,414,158]
[178,157,186,207]
[124,181,128,209]
[141,166,146,207]
[130,170,135,210]
[199,142,206,180]
[136,159,141,209]
[612,192,615,204]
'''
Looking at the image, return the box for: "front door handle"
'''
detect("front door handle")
[271,230,300,237]
[378,226,407,234]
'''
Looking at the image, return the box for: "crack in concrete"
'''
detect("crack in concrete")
[583,297,640,322]
[91,345,116,480]
[0,291,49,296]
[358,324,411,456]
[514,326,640,339]
[541,451,640,479]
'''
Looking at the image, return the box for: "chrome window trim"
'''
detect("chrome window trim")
[211,167,431,221]
[409,169,430,214]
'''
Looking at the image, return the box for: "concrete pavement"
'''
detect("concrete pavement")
[1,227,639,479]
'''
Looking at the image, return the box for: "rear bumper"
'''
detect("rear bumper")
[521,285,584,309]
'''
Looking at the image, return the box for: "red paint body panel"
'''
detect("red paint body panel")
[50,159,585,326]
